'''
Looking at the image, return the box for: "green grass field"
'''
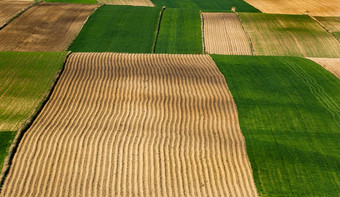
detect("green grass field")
[43,0,97,4]
[68,5,161,53]
[0,52,67,170]
[240,13,340,57]
[151,0,260,12]
[212,55,340,196]
[155,8,202,54]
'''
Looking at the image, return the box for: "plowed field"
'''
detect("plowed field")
[1,53,257,196]
[244,0,340,16]
[0,1,33,28]
[308,58,340,80]
[202,13,251,55]
[240,13,340,57]
[0,3,98,52]
[97,0,154,6]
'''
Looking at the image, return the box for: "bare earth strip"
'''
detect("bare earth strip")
[1,53,257,197]
[308,58,340,80]
[0,1,33,28]
[202,13,251,55]
[244,0,340,16]
[97,0,154,7]
[0,3,98,52]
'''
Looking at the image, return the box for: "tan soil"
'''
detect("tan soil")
[0,3,98,52]
[308,58,340,80]
[1,53,258,197]
[202,13,252,55]
[97,0,154,7]
[0,1,33,28]
[244,0,340,16]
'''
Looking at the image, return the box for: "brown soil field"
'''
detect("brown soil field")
[1,53,258,196]
[202,13,251,55]
[0,1,33,28]
[308,58,340,80]
[0,3,98,52]
[97,0,154,7]
[315,17,340,32]
[244,0,340,16]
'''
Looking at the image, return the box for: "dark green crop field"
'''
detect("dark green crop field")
[212,55,340,196]
[155,8,202,54]
[151,0,260,12]
[68,6,161,53]
[0,52,67,170]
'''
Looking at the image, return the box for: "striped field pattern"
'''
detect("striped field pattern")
[1,53,257,196]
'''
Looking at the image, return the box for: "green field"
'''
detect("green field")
[151,0,260,12]
[68,5,161,53]
[240,13,340,57]
[0,52,67,170]
[212,55,340,196]
[155,8,202,54]
[43,0,97,4]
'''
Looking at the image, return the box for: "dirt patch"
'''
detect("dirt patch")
[97,0,154,7]
[1,53,257,196]
[308,58,340,79]
[244,0,340,16]
[202,12,252,55]
[0,3,98,52]
[0,1,33,28]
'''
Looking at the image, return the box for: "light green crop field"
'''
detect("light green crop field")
[155,8,202,54]
[43,0,97,4]
[0,52,67,170]
[68,5,161,53]
[239,13,340,57]
[212,55,340,196]
[151,0,260,12]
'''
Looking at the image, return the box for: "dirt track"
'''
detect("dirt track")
[0,1,33,28]
[97,0,154,7]
[202,13,251,55]
[244,0,340,16]
[308,58,340,80]
[1,53,257,196]
[0,3,98,52]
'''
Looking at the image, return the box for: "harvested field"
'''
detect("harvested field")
[1,53,258,196]
[98,0,154,7]
[0,1,33,28]
[202,12,251,55]
[0,3,98,52]
[155,8,202,54]
[308,58,340,80]
[239,13,340,57]
[68,6,160,53]
[212,55,340,196]
[244,0,340,16]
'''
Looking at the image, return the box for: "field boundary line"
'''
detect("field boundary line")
[152,6,166,53]
[307,14,340,44]
[0,51,72,191]
[0,1,40,31]
[234,11,255,55]
[201,12,206,54]
[67,4,102,51]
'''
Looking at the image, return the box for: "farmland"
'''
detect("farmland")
[155,9,202,54]
[97,0,154,6]
[1,53,257,196]
[309,58,340,80]
[151,0,260,12]
[0,3,98,52]
[0,52,67,174]
[68,6,160,53]
[202,12,252,55]
[44,0,98,4]
[212,55,340,196]
[239,13,340,57]
[0,1,33,28]
[243,0,340,16]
